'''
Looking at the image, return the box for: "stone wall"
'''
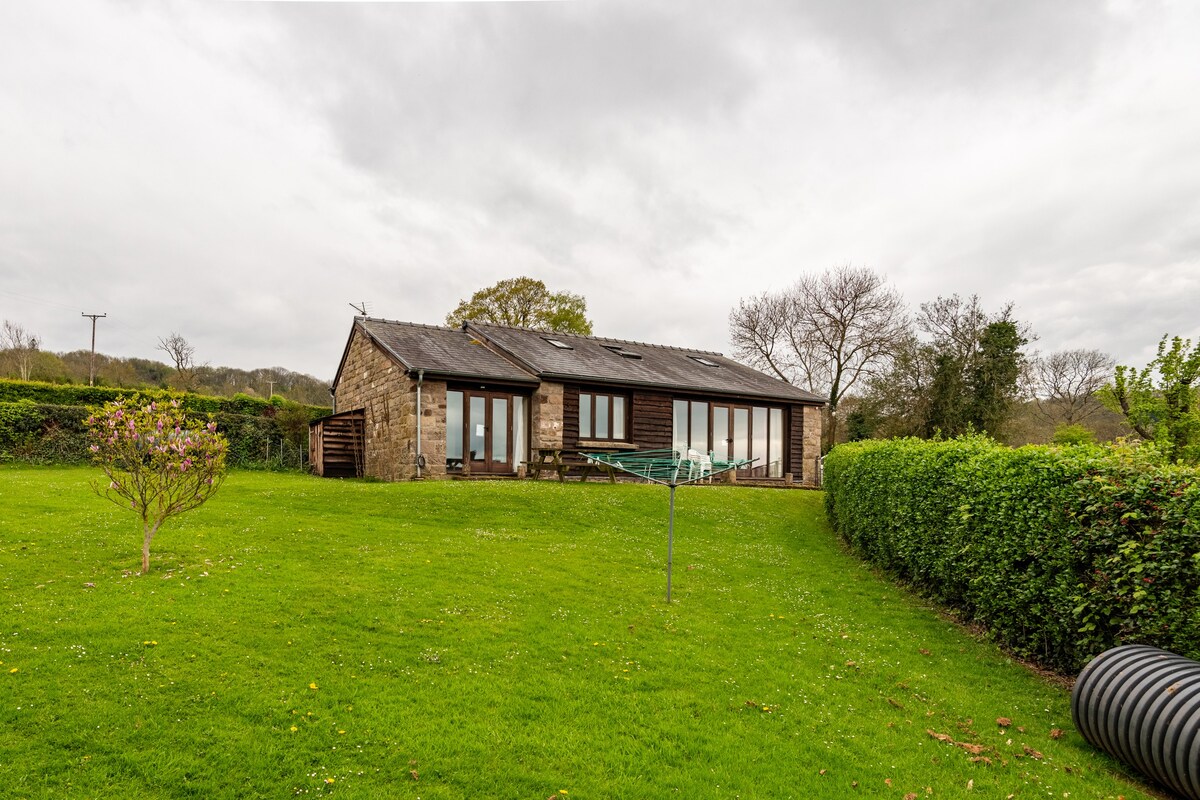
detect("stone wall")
[801,404,823,487]
[333,327,417,481]
[530,381,564,450]
[419,380,447,479]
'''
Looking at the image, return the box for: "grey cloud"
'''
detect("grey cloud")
[787,0,1117,95]
[262,2,757,173]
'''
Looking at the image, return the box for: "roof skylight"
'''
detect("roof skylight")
[689,356,720,367]
[603,344,642,359]
[544,338,574,350]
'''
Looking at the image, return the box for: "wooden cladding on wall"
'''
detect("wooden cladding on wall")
[562,384,580,448]
[632,390,673,451]
[789,404,805,480]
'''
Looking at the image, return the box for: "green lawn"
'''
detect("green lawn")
[0,467,1159,799]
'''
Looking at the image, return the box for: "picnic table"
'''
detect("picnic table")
[525,448,617,483]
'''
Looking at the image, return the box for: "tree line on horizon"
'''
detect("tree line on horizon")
[0,321,332,407]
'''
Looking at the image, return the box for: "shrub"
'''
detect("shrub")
[87,397,227,573]
[824,436,1200,673]
[1052,423,1095,445]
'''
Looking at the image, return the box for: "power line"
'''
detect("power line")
[0,288,81,313]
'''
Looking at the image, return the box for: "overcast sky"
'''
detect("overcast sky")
[2,0,1198,382]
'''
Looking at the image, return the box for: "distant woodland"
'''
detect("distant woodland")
[0,347,332,407]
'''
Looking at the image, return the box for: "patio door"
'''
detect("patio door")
[711,404,784,478]
[465,391,512,474]
[711,404,750,475]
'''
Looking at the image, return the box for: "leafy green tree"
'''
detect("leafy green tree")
[864,296,1029,439]
[969,320,1027,435]
[446,277,593,334]
[88,396,228,574]
[1102,335,1200,463]
[924,352,967,437]
[843,408,874,442]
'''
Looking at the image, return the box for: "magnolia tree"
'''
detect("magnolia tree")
[88,397,228,574]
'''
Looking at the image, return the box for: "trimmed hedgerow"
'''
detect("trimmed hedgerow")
[824,436,1200,673]
[0,379,328,420]
[0,401,92,464]
[0,399,312,469]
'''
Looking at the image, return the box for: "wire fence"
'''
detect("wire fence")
[264,437,309,471]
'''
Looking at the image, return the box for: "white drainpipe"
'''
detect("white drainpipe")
[415,369,424,478]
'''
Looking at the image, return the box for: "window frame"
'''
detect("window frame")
[676,398,788,478]
[578,390,630,442]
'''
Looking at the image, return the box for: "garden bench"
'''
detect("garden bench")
[525,448,617,483]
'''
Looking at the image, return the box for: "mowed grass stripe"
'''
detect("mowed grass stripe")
[0,467,1157,799]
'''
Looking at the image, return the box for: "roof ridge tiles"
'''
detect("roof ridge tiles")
[359,316,457,332]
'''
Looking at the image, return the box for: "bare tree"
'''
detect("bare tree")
[727,291,795,382]
[1034,349,1115,424]
[729,265,909,450]
[917,295,1022,359]
[1,320,41,381]
[157,332,198,391]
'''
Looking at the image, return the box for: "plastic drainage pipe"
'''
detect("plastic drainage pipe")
[1072,644,1200,799]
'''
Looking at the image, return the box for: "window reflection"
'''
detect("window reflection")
[580,393,592,438]
[469,396,485,461]
[491,398,507,462]
[769,407,783,478]
[446,391,463,471]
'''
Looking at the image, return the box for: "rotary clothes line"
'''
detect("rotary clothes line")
[582,449,754,602]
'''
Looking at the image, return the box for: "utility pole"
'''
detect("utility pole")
[81,312,106,386]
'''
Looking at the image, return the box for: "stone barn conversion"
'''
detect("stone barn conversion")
[310,317,825,485]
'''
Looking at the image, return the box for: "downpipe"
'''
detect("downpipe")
[415,369,424,479]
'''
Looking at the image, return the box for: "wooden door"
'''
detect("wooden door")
[465,391,513,474]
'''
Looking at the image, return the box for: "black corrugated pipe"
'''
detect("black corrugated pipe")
[1072,644,1200,799]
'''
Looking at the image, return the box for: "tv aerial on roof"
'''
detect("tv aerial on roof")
[349,301,371,316]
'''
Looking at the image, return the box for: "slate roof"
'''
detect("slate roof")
[351,318,537,384]
[338,317,823,404]
[466,322,824,404]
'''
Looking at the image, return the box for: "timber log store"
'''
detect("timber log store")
[308,409,364,478]
[310,317,825,485]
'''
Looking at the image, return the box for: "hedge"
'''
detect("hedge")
[0,400,311,470]
[824,436,1200,673]
[0,379,329,420]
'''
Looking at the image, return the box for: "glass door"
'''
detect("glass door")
[714,404,784,478]
[462,391,512,474]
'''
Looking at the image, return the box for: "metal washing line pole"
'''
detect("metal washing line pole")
[583,449,754,603]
